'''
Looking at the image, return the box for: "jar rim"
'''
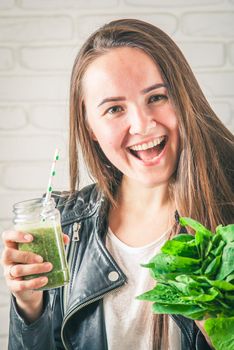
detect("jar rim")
[13,197,55,210]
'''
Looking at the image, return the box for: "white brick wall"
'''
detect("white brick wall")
[0,1,233,348]
[181,12,234,36]
[178,42,225,67]
[0,106,27,129]
[0,0,14,10]
[19,0,119,10]
[0,75,70,101]
[0,47,14,70]
[19,46,79,70]
[0,16,73,42]
[76,13,178,39]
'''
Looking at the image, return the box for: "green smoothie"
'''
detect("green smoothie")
[18,224,70,290]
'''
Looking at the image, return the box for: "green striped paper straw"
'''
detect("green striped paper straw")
[44,148,59,204]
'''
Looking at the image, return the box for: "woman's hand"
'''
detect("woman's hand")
[195,320,215,349]
[0,229,69,322]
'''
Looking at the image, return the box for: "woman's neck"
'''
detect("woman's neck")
[108,178,175,247]
[117,177,171,212]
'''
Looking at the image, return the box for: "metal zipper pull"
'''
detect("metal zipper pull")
[72,222,81,241]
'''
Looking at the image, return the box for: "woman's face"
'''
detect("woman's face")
[82,47,180,188]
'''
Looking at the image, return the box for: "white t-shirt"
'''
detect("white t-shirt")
[104,228,181,350]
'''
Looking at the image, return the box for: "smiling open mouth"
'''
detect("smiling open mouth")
[128,136,168,161]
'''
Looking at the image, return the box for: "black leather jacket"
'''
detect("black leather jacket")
[9,184,212,350]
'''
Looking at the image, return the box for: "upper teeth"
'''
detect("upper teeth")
[129,136,165,151]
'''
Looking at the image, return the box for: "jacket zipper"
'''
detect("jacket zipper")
[62,222,81,316]
[72,222,80,241]
[61,286,123,350]
[61,217,125,350]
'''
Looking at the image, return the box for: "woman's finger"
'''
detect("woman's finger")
[1,247,43,265]
[6,275,49,293]
[6,262,53,279]
[63,233,70,245]
[2,230,33,248]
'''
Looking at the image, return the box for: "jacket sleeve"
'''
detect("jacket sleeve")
[8,289,64,350]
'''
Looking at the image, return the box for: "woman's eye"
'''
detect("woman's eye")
[106,105,123,115]
[148,94,167,104]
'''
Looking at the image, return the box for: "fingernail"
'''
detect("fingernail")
[41,277,48,284]
[24,234,33,241]
[44,262,52,269]
[35,255,43,263]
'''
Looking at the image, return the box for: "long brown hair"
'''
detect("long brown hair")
[69,18,234,348]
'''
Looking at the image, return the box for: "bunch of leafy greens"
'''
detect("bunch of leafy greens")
[137,217,234,350]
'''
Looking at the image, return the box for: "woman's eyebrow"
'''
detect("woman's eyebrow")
[140,83,167,94]
[97,96,126,107]
[97,83,167,107]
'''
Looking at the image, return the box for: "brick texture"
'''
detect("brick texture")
[182,12,234,36]
[1,161,69,190]
[19,46,79,70]
[30,105,69,130]
[19,0,119,9]
[196,72,234,96]
[0,0,14,9]
[126,0,222,6]
[211,101,232,125]
[0,135,66,161]
[0,192,43,221]
[0,106,27,129]
[0,2,234,348]
[0,75,70,101]
[0,16,73,42]
[178,42,224,68]
[0,48,14,70]
[77,13,177,39]
[230,42,234,65]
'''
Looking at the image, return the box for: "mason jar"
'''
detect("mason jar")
[13,197,70,290]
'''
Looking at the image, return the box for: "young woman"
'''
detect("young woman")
[1,19,233,350]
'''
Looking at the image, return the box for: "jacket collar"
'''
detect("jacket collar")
[55,184,103,225]
[63,185,127,317]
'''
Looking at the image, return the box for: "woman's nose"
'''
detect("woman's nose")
[128,109,157,135]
